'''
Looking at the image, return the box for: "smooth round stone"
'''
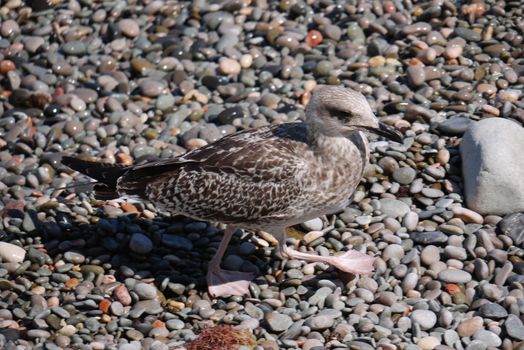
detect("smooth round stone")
[437,117,474,136]
[0,242,26,263]
[452,207,483,224]
[479,303,508,319]
[438,269,472,283]
[302,339,323,350]
[457,316,484,337]
[27,329,51,339]
[219,58,241,75]
[64,120,83,136]
[505,314,524,340]
[110,301,124,316]
[454,28,481,42]
[407,64,425,87]
[382,244,404,261]
[421,188,444,198]
[264,312,292,332]
[315,61,333,77]
[417,336,440,350]
[402,272,418,292]
[378,156,399,174]
[166,319,185,330]
[134,283,157,300]
[421,245,440,265]
[23,36,45,53]
[473,330,501,347]
[62,41,86,55]
[305,314,335,330]
[129,233,153,254]
[118,19,140,37]
[1,20,20,37]
[393,167,416,185]
[156,94,175,110]
[139,80,165,97]
[411,310,437,330]
[379,198,410,218]
[301,218,323,231]
[403,212,419,231]
[444,246,467,260]
[239,54,253,68]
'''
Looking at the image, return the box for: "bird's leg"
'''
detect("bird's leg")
[207,226,255,297]
[278,229,375,275]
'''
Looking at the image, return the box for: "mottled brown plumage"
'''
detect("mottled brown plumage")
[63,85,402,297]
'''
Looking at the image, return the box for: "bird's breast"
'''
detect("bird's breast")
[302,133,369,210]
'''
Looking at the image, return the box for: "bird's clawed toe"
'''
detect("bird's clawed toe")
[207,268,255,297]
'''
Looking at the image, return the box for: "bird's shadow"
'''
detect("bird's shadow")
[12,206,276,298]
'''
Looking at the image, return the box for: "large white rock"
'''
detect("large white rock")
[460,118,524,215]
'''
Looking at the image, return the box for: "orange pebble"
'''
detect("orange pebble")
[446,283,461,295]
[121,203,139,213]
[305,30,323,48]
[0,60,16,74]
[115,153,133,166]
[152,320,165,328]
[99,299,111,313]
[65,278,80,289]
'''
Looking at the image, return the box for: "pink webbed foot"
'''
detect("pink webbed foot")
[282,245,375,276]
[207,268,255,297]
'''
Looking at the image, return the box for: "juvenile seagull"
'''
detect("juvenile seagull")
[63,85,402,297]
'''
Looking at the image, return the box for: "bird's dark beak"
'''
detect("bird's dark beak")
[363,122,403,143]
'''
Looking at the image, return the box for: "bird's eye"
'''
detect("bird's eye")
[327,107,354,120]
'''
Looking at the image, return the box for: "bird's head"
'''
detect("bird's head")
[305,85,402,142]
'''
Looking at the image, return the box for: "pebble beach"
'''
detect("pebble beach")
[0,0,523,349]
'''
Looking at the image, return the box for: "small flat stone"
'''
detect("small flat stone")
[438,269,472,283]
[305,314,335,330]
[265,312,293,332]
[411,231,448,244]
[300,218,323,231]
[393,167,417,185]
[379,198,410,218]
[438,117,474,136]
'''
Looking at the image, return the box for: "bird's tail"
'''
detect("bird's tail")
[61,156,129,200]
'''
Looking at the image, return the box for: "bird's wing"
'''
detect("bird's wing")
[116,123,312,222]
[128,122,308,181]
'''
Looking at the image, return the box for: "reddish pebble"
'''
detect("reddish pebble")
[99,299,111,313]
[65,278,80,289]
[53,87,65,97]
[115,153,133,166]
[383,1,396,13]
[305,30,323,48]
[121,203,139,213]
[152,320,165,328]
[0,60,15,74]
[114,285,132,306]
